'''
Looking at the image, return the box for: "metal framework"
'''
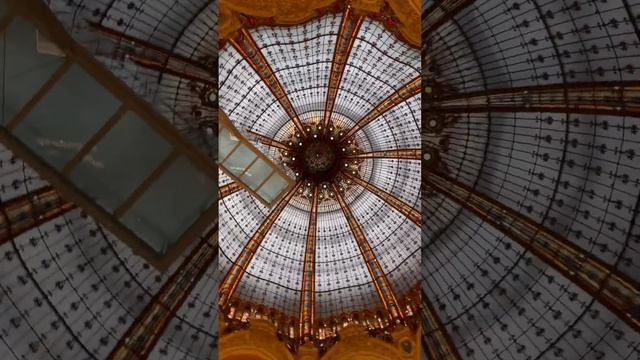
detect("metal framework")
[429,81,640,117]
[345,148,421,161]
[422,291,462,360]
[219,111,294,206]
[0,186,75,246]
[423,0,477,37]
[106,225,218,360]
[344,172,421,226]
[342,76,421,141]
[425,169,640,332]
[298,185,319,342]
[89,22,215,87]
[218,181,244,200]
[229,29,307,137]
[247,129,292,152]
[332,183,404,322]
[322,5,363,132]
[218,181,302,310]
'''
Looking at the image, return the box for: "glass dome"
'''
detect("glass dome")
[423,0,640,358]
[218,9,421,321]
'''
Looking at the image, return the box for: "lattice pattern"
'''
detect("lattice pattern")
[219,11,421,321]
[423,0,640,358]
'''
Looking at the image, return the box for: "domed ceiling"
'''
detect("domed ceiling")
[423,0,640,358]
[218,5,422,319]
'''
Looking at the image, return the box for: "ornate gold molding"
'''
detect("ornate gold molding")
[219,0,419,48]
[219,320,419,360]
[220,284,421,357]
[220,319,295,360]
[223,0,338,23]
[322,323,418,359]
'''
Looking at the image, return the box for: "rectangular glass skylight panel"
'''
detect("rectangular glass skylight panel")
[257,173,290,204]
[218,111,294,206]
[0,18,66,126]
[69,111,172,212]
[241,158,272,190]
[219,127,239,159]
[13,64,120,169]
[121,156,217,254]
[223,143,257,177]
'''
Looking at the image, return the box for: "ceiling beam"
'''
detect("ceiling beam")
[106,225,218,360]
[422,290,462,360]
[229,29,307,137]
[333,183,404,322]
[342,76,420,141]
[247,129,292,152]
[428,81,640,117]
[218,181,244,200]
[113,150,180,219]
[0,186,76,246]
[345,148,422,161]
[299,185,319,343]
[218,181,302,310]
[423,0,477,38]
[219,111,295,207]
[425,170,640,332]
[89,22,215,87]
[344,172,421,227]
[128,56,216,87]
[322,6,363,132]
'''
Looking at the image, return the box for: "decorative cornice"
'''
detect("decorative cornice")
[219,0,419,48]
[220,284,421,355]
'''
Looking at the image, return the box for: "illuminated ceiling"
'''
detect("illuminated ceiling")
[218,6,422,320]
